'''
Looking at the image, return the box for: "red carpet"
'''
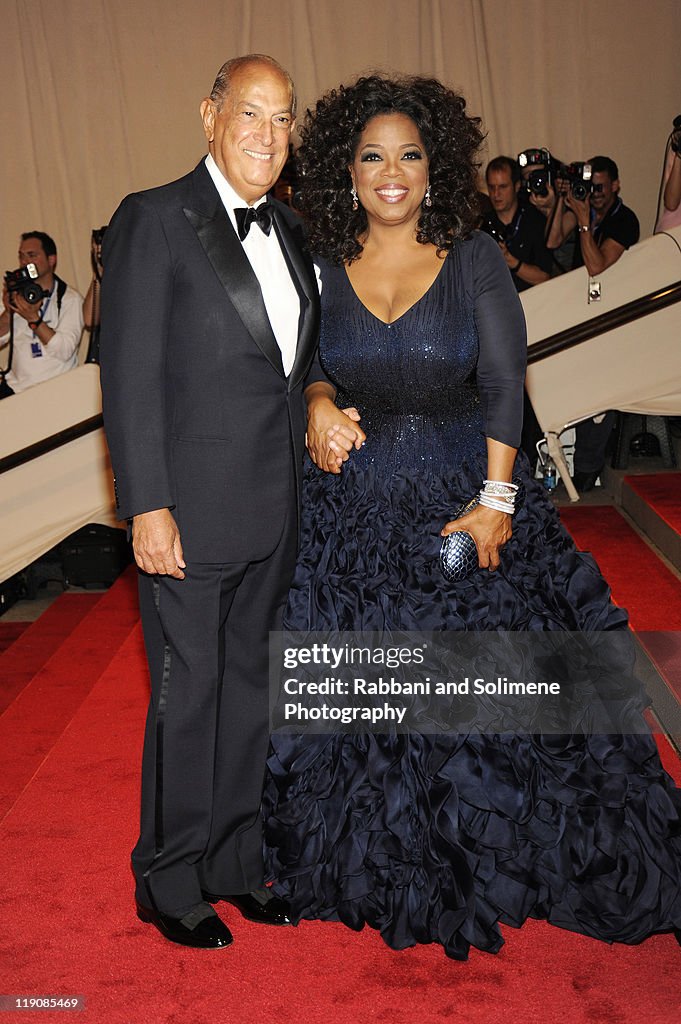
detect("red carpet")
[559,505,681,631]
[624,473,681,534]
[0,572,138,820]
[0,621,29,656]
[0,595,99,714]
[2,518,681,1023]
[1,614,679,1024]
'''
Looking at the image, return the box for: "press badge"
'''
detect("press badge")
[31,340,43,358]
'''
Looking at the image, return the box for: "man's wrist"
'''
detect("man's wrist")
[28,317,44,331]
[511,259,523,273]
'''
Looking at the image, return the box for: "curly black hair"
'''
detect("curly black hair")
[296,74,485,263]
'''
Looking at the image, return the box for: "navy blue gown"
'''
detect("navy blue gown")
[263,231,681,959]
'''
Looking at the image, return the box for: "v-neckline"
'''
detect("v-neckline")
[344,253,448,327]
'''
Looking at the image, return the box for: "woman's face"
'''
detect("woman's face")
[350,112,429,229]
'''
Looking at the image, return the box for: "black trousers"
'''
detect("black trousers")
[132,504,297,918]
[574,411,617,474]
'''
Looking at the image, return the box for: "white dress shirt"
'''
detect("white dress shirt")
[205,154,299,376]
[0,282,84,393]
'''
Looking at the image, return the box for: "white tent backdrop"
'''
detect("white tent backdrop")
[2,0,681,294]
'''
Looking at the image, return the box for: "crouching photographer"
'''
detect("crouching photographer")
[0,232,84,398]
[482,156,553,292]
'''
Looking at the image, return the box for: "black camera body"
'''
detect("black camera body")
[518,148,559,197]
[479,216,507,243]
[561,162,603,201]
[4,264,49,305]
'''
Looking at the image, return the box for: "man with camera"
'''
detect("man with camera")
[545,156,640,490]
[483,156,553,293]
[0,232,83,398]
[546,156,640,275]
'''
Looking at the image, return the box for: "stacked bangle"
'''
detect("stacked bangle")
[478,479,519,515]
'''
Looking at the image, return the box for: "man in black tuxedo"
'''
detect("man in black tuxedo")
[100,54,321,949]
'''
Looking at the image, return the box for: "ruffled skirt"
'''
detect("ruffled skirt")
[263,455,681,958]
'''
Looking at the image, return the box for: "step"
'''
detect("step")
[560,504,681,754]
[0,567,140,821]
[621,472,681,574]
[0,594,101,715]
[0,622,30,656]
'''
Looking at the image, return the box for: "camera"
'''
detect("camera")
[671,115,681,155]
[92,225,107,246]
[479,216,507,243]
[518,148,559,197]
[560,162,603,201]
[4,264,49,305]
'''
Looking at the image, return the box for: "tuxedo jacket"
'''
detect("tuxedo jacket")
[100,160,321,563]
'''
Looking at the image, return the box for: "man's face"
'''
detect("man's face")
[589,171,618,213]
[200,61,294,204]
[486,168,519,217]
[18,237,55,282]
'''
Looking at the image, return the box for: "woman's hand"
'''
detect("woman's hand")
[307,395,365,474]
[441,505,512,571]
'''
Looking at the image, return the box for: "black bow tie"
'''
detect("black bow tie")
[234,202,274,241]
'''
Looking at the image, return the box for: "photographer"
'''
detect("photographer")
[483,156,552,292]
[655,117,681,232]
[0,232,83,398]
[82,227,106,363]
[546,156,640,275]
[545,158,640,491]
[518,149,577,272]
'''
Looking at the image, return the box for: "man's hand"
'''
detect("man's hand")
[564,190,591,226]
[9,292,43,323]
[307,396,365,474]
[132,508,186,578]
[498,241,519,269]
[441,505,512,571]
[529,183,557,217]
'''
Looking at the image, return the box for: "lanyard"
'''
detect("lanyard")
[31,282,55,336]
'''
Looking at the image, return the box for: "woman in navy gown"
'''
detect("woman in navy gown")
[263,75,681,959]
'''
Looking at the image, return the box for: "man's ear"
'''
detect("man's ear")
[200,98,216,143]
[48,254,57,272]
[612,177,621,194]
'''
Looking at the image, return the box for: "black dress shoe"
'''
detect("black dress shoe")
[136,900,233,948]
[202,889,293,926]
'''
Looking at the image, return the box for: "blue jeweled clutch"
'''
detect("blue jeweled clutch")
[439,495,480,582]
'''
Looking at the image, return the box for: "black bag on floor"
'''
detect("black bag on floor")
[60,524,131,588]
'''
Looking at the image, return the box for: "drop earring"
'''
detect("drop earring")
[424,184,432,208]
[351,186,359,211]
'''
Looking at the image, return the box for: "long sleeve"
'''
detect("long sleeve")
[472,231,527,448]
[99,193,175,520]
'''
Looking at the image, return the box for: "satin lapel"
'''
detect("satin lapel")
[272,207,320,391]
[183,202,284,377]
